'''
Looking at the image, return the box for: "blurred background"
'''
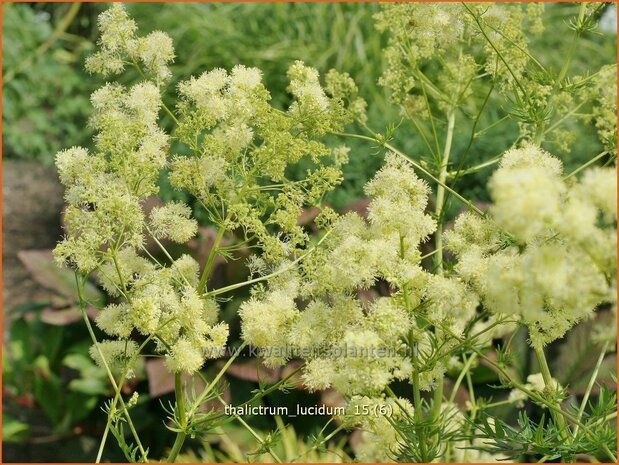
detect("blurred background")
[2,2,617,461]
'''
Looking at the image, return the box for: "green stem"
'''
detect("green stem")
[332,131,484,216]
[96,419,112,463]
[556,3,586,86]
[448,352,478,404]
[175,373,187,426]
[406,109,441,161]
[482,398,520,410]
[197,222,227,293]
[463,3,530,106]
[162,103,180,126]
[420,247,442,262]
[434,110,455,274]
[430,376,444,423]
[463,353,478,463]
[564,151,608,180]
[289,424,345,463]
[533,346,570,441]
[389,142,484,215]
[536,3,586,144]
[588,410,617,429]
[465,362,477,421]
[448,155,501,178]
[111,251,132,304]
[427,111,455,455]
[474,115,510,139]
[434,320,617,462]
[96,323,169,462]
[166,430,186,463]
[544,100,586,135]
[483,348,616,461]
[198,363,304,429]
[166,374,187,463]
[418,77,442,161]
[399,235,428,461]
[205,229,333,298]
[75,274,147,462]
[449,80,496,185]
[216,396,283,463]
[573,341,609,437]
[145,225,176,264]
[187,341,248,418]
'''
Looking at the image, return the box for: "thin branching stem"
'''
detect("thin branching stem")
[448,352,478,404]
[205,229,333,298]
[198,220,228,293]
[564,151,609,180]
[399,235,429,461]
[166,374,187,463]
[75,274,148,462]
[573,340,610,437]
[97,319,173,462]
[533,346,570,442]
[332,131,484,216]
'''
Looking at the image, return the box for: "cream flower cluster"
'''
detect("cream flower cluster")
[477,3,544,88]
[374,3,466,105]
[94,249,229,374]
[85,3,175,83]
[55,14,229,373]
[170,61,365,263]
[240,154,485,394]
[54,80,168,274]
[446,144,616,347]
[55,86,228,374]
[55,5,367,376]
[343,396,414,462]
[590,64,618,157]
[374,3,544,112]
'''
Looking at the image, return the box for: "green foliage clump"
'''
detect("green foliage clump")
[3,4,95,163]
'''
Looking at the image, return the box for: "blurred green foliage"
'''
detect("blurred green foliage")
[2,4,97,163]
[3,3,616,208]
[3,313,104,437]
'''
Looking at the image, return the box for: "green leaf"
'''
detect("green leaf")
[65,391,99,424]
[9,318,33,366]
[68,378,107,396]
[62,353,95,373]
[32,355,64,427]
[17,249,104,307]
[41,324,65,365]
[63,353,105,381]
[2,414,30,443]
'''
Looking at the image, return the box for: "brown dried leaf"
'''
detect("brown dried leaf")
[40,306,98,325]
[146,358,231,408]
[222,360,280,384]
[320,389,346,410]
[282,360,305,388]
[17,250,103,306]
[297,207,320,227]
[341,198,370,218]
[146,358,175,397]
